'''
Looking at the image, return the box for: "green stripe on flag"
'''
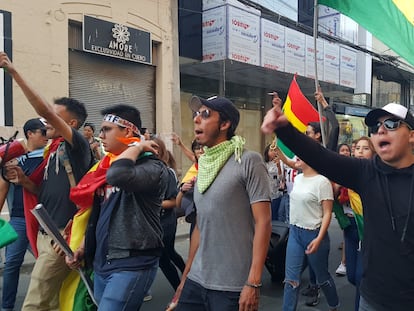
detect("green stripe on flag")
[277,139,295,159]
[318,0,414,67]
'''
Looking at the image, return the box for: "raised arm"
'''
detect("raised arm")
[0,52,74,145]
[171,133,196,163]
[315,88,339,151]
[261,102,365,191]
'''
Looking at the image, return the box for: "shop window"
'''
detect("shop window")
[337,115,368,146]
[372,76,401,108]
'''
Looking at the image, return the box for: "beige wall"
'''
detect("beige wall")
[0,0,181,151]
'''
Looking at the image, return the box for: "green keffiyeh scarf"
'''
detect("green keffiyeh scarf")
[197,136,245,193]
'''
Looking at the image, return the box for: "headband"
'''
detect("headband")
[103,114,140,135]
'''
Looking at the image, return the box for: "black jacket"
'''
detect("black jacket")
[85,154,169,264]
[277,124,414,311]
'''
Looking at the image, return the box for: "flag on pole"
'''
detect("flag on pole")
[318,0,414,67]
[277,76,321,158]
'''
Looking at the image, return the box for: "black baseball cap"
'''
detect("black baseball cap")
[23,118,47,136]
[189,95,240,129]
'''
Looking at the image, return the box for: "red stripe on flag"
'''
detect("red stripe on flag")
[288,76,320,125]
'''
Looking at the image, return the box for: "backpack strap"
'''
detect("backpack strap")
[63,158,76,188]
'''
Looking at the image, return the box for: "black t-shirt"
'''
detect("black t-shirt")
[9,149,44,218]
[160,168,179,225]
[39,129,92,228]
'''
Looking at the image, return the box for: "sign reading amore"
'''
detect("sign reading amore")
[83,15,151,64]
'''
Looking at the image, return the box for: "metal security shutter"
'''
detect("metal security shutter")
[69,50,155,132]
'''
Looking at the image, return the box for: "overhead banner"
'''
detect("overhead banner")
[323,41,340,84]
[228,5,260,65]
[202,6,227,62]
[261,18,285,71]
[340,47,356,88]
[284,27,305,76]
[305,36,324,80]
[83,16,151,64]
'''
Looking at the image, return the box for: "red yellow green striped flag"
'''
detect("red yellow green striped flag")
[277,76,321,158]
[318,0,414,67]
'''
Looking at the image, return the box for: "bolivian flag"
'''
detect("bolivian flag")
[59,156,110,311]
[319,0,414,67]
[348,189,364,241]
[278,76,321,158]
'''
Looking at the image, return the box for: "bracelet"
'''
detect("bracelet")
[245,282,262,289]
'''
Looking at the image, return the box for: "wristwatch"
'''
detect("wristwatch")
[127,141,141,148]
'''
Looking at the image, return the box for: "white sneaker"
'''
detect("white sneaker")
[335,262,346,276]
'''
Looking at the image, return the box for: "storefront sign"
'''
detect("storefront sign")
[323,41,340,84]
[203,6,226,62]
[345,106,370,117]
[285,27,305,76]
[83,16,151,64]
[305,36,324,81]
[261,18,285,71]
[228,5,260,66]
[340,47,356,88]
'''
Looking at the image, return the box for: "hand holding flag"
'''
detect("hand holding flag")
[262,76,322,158]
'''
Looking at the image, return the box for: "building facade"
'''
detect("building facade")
[177,0,414,171]
[0,0,181,160]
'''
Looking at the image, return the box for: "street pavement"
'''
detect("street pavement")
[0,218,356,310]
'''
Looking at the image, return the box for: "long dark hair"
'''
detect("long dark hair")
[263,144,272,162]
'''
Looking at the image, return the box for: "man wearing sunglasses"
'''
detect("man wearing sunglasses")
[0,118,48,311]
[175,96,271,311]
[262,100,414,311]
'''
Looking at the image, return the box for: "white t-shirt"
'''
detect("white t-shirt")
[282,156,299,194]
[265,161,282,200]
[289,174,333,230]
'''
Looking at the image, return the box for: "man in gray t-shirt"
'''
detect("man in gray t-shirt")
[175,96,271,311]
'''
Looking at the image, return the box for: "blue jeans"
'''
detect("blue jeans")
[2,217,31,309]
[176,278,240,311]
[283,225,339,311]
[271,197,282,221]
[279,193,290,223]
[94,263,158,311]
[344,217,363,311]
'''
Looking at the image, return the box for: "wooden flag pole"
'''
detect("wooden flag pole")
[313,0,327,147]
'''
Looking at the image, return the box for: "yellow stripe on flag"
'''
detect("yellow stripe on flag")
[283,96,307,133]
[60,208,93,310]
[393,0,414,26]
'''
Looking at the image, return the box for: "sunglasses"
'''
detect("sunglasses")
[193,109,211,120]
[369,118,412,134]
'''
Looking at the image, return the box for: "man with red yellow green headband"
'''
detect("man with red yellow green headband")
[65,104,169,311]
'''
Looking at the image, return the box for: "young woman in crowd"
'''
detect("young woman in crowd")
[333,143,352,277]
[263,143,284,221]
[151,137,186,290]
[282,157,339,311]
[345,136,375,310]
[83,122,103,162]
